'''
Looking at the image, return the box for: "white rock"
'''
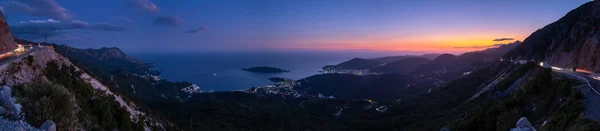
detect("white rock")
[40,120,56,131]
[0,106,5,115]
[511,117,537,131]
[0,86,18,118]
[376,105,388,112]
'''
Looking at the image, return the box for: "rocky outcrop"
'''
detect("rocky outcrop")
[510,117,537,131]
[0,86,43,130]
[0,86,19,119]
[0,10,17,54]
[40,120,56,131]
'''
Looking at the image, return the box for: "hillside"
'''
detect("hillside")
[323,58,381,70]
[506,1,600,72]
[0,48,172,130]
[293,73,431,100]
[370,57,431,74]
[55,45,193,103]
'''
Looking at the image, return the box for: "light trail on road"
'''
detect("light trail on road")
[536,62,600,96]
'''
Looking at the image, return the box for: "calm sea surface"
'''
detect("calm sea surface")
[131,51,407,91]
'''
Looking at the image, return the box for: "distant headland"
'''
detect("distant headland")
[242,66,289,73]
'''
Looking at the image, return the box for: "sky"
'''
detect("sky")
[0,0,592,53]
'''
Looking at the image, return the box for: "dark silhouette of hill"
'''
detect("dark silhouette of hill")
[371,57,431,74]
[323,58,381,70]
[242,66,289,73]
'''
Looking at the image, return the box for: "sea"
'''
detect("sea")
[131,51,412,91]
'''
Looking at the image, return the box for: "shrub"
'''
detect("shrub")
[25,55,34,66]
[42,61,142,131]
[13,82,78,129]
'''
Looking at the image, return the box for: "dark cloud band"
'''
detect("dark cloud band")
[493,38,514,41]
[10,19,129,40]
[185,26,206,33]
[2,0,73,20]
[154,16,183,26]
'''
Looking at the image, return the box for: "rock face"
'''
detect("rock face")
[506,1,600,72]
[0,10,17,54]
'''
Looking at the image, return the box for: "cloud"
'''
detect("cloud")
[184,26,206,33]
[126,0,160,14]
[10,19,129,40]
[2,0,73,20]
[153,16,183,26]
[493,38,514,41]
[110,16,135,23]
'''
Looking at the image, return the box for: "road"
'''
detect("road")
[0,47,41,66]
[567,71,600,123]
[569,72,600,95]
[555,70,600,95]
[541,63,600,122]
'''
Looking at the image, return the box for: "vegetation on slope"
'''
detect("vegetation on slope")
[149,92,351,131]
[13,61,144,131]
[55,45,191,103]
[449,68,600,131]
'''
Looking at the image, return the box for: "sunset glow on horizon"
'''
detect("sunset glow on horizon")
[272,31,530,54]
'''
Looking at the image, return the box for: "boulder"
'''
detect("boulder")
[40,120,56,131]
[0,106,5,115]
[510,117,537,131]
[0,86,18,118]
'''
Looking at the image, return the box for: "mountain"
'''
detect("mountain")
[56,45,156,75]
[506,1,600,72]
[372,54,441,63]
[483,41,522,55]
[421,53,442,60]
[370,57,431,74]
[410,41,522,81]
[324,54,441,71]
[323,58,381,70]
[371,55,414,63]
[55,45,192,103]
[242,66,289,73]
[0,10,16,54]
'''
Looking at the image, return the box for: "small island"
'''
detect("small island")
[268,77,293,83]
[242,66,289,73]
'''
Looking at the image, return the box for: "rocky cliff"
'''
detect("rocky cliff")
[0,10,17,54]
[506,1,600,72]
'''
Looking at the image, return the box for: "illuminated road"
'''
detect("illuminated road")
[538,62,600,96]
[538,62,600,122]
[0,47,39,66]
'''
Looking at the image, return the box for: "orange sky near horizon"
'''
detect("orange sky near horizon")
[276,32,529,54]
